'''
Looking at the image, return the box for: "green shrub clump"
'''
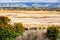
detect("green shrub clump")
[47,25,60,40]
[0,16,24,40]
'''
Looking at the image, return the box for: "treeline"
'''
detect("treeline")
[0,7,60,11]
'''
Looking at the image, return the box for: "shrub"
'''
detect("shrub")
[0,24,19,40]
[47,25,60,40]
[0,16,24,40]
[14,23,24,35]
[0,16,10,24]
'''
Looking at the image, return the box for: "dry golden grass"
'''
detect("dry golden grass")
[0,10,60,15]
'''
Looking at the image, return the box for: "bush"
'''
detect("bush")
[14,23,24,35]
[0,25,19,40]
[0,16,10,24]
[47,25,60,40]
[0,16,24,40]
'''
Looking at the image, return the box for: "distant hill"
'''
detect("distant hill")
[0,2,60,8]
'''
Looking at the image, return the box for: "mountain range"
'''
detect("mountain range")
[0,2,60,8]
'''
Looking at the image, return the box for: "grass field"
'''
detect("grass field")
[0,10,60,28]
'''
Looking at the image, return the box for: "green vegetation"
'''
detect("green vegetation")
[1,16,60,40]
[0,16,10,24]
[14,23,24,35]
[47,25,60,40]
[0,16,24,40]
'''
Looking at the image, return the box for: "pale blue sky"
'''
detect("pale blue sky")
[0,0,60,3]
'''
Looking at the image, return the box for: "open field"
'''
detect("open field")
[0,10,60,40]
[0,10,60,28]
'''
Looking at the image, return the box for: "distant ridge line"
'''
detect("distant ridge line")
[0,2,60,8]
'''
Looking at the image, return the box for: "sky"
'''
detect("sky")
[0,0,60,3]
